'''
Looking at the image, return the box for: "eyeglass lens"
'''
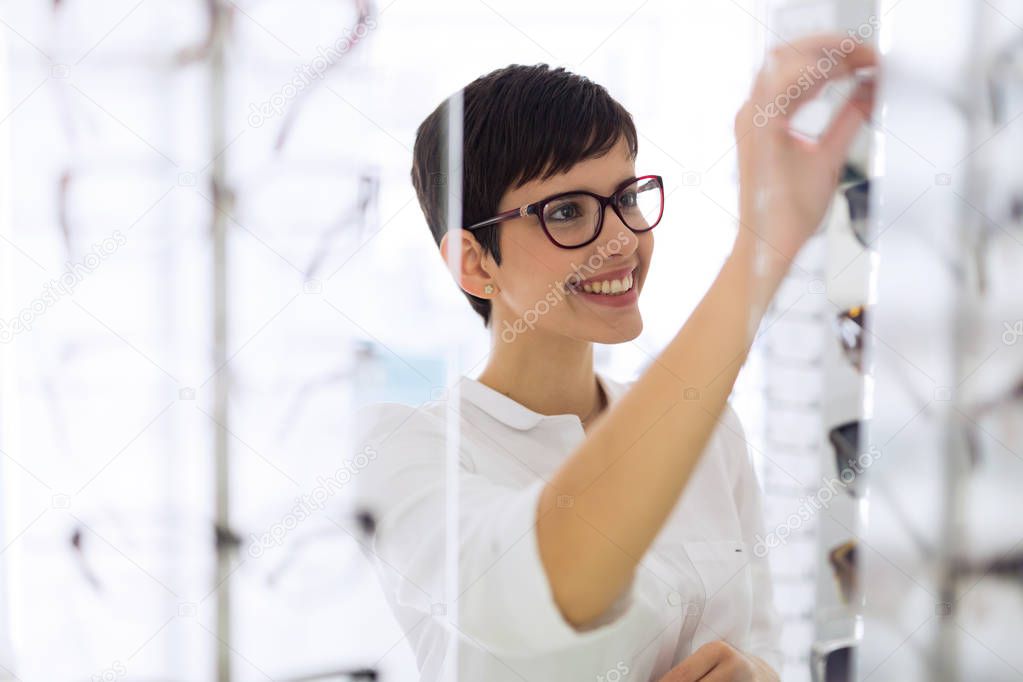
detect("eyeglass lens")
[540,177,662,247]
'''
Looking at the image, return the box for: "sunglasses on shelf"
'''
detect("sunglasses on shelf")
[838,163,872,248]
[811,636,856,682]
[829,539,858,605]
[834,305,869,374]
[829,419,864,497]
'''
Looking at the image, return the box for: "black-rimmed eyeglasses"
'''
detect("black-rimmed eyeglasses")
[464,174,665,249]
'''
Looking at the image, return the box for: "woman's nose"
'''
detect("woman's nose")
[597,207,638,254]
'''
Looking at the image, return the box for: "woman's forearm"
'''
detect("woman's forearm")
[537,229,789,626]
[535,28,877,627]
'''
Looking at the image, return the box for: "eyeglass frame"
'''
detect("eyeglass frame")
[463,174,665,249]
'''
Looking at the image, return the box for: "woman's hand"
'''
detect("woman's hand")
[733,32,877,270]
[658,640,779,682]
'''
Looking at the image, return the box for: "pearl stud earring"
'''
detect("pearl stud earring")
[484,284,495,295]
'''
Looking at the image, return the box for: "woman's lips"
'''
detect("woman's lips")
[574,282,639,307]
[574,264,637,288]
[566,265,639,307]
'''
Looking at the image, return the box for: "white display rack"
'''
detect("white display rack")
[859,1,1023,680]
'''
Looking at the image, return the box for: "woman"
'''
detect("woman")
[353,33,877,681]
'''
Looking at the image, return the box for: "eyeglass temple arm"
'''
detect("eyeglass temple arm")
[464,204,536,230]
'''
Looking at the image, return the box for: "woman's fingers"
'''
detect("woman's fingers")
[661,640,768,681]
[819,76,876,161]
[750,32,878,130]
[661,640,728,681]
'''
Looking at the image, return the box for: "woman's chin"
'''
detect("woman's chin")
[582,314,643,344]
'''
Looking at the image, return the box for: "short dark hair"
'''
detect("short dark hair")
[410,63,639,327]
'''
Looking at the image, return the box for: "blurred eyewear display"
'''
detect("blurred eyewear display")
[810,636,856,682]
[828,539,858,605]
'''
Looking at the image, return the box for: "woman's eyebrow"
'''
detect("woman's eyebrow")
[546,173,637,197]
[611,174,638,191]
[576,175,637,194]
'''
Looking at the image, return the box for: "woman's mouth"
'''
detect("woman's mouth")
[567,266,639,306]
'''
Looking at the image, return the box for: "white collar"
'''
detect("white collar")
[457,370,626,431]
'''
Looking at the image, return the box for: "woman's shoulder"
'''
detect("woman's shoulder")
[612,372,746,438]
[712,400,756,484]
[615,375,752,480]
[353,400,445,445]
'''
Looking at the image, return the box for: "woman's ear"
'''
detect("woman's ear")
[439,230,498,298]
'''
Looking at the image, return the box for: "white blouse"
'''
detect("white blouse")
[352,370,783,681]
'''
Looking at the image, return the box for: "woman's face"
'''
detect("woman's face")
[484,136,654,345]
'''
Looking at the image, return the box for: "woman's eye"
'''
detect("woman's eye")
[619,191,638,208]
[548,203,582,221]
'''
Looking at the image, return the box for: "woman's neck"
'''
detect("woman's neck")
[476,329,603,423]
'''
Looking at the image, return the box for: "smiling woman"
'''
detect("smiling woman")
[442,131,655,347]
[353,35,876,682]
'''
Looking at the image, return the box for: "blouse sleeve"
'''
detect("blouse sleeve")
[350,402,648,659]
[721,403,785,674]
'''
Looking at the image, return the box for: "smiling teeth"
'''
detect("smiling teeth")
[582,273,634,295]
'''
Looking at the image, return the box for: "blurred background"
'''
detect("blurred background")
[0,0,1021,681]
